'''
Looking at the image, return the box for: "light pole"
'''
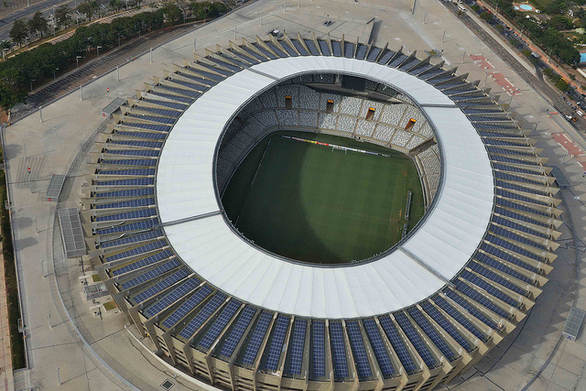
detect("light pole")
[53,67,59,80]
[96,45,102,56]
[76,55,82,67]
[149,47,152,64]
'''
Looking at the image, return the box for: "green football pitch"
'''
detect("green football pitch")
[221,131,425,264]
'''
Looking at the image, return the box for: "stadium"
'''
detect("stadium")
[84,34,560,391]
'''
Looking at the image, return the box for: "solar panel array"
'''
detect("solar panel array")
[87,35,559,388]
[284,318,307,377]
[161,285,212,328]
[329,321,349,379]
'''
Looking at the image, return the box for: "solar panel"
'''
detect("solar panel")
[468,260,528,296]
[134,105,182,118]
[317,40,330,56]
[125,114,176,125]
[290,39,309,56]
[157,85,200,98]
[178,292,227,339]
[461,270,521,307]
[131,268,189,304]
[94,197,154,210]
[378,315,418,374]
[57,208,86,257]
[99,228,162,249]
[121,122,171,132]
[329,321,349,379]
[496,197,548,217]
[345,321,372,379]
[94,178,155,187]
[170,79,207,92]
[107,139,163,149]
[252,42,277,59]
[143,277,201,318]
[485,234,541,262]
[101,158,157,167]
[120,259,181,290]
[331,40,342,57]
[113,248,173,276]
[492,215,546,238]
[265,41,287,58]
[196,299,241,351]
[277,40,298,57]
[362,319,395,378]
[407,308,457,362]
[97,168,156,176]
[475,252,534,284]
[490,225,546,250]
[377,49,394,64]
[161,285,213,328]
[176,71,216,85]
[284,318,307,376]
[420,302,474,353]
[367,47,381,61]
[480,242,538,273]
[444,290,500,330]
[310,320,326,379]
[95,188,154,198]
[238,311,273,367]
[103,149,160,158]
[105,239,166,262]
[261,314,290,372]
[355,44,368,60]
[149,90,195,103]
[432,296,488,342]
[394,313,437,369]
[216,306,256,359]
[192,62,232,77]
[303,39,320,56]
[96,208,157,223]
[114,131,167,140]
[141,98,188,110]
[455,278,511,315]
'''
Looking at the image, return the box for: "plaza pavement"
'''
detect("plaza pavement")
[1,1,585,390]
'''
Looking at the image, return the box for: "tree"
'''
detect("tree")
[55,6,71,28]
[109,0,122,11]
[549,15,573,30]
[28,12,49,38]
[161,3,183,25]
[9,19,28,46]
[76,1,99,20]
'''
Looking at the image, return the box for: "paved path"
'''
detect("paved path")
[0,242,15,391]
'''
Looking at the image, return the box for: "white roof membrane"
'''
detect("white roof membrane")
[157,56,494,318]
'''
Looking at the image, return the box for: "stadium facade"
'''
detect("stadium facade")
[84,34,561,391]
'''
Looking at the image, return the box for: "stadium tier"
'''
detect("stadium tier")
[82,34,560,391]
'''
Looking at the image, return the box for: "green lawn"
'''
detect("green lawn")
[221,131,424,264]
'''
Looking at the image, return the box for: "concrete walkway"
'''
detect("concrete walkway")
[0,242,15,391]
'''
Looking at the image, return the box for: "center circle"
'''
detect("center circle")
[216,73,436,265]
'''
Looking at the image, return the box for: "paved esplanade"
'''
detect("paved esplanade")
[3,0,584,390]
